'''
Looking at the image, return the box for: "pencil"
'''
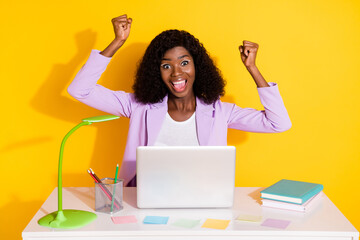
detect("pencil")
[87,169,99,183]
[89,168,101,183]
[114,164,119,184]
[110,164,119,212]
[89,168,112,196]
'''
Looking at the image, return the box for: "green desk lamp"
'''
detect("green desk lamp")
[38,115,119,229]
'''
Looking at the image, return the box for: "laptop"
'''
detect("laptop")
[136,146,236,208]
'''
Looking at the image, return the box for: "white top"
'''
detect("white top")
[154,112,200,146]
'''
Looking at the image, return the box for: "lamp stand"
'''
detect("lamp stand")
[38,122,97,229]
[38,209,97,229]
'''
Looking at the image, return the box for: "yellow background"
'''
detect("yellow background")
[1,0,359,238]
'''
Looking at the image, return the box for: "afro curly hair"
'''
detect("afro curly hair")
[132,30,226,104]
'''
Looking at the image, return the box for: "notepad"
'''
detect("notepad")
[111,215,137,224]
[172,218,201,228]
[143,216,169,224]
[236,214,262,222]
[261,218,291,229]
[201,219,231,230]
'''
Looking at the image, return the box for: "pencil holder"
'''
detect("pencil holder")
[95,178,123,214]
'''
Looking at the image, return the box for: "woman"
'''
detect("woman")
[68,15,291,186]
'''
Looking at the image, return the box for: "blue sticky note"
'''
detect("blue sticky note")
[143,216,169,224]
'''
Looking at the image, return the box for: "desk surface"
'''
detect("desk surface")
[23,187,359,240]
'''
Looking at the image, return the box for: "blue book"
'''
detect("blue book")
[260,179,323,204]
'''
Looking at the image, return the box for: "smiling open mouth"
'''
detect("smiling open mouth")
[171,80,187,92]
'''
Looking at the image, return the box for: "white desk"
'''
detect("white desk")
[23,187,359,240]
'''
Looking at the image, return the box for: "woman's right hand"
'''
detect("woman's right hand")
[112,14,132,42]
[101,15,132,57]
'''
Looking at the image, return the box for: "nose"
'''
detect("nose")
[171,65,183,77]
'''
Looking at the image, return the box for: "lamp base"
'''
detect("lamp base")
[38,209,97,229]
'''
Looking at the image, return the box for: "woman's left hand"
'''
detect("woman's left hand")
[239,41,259,69]
[239,41,269,87]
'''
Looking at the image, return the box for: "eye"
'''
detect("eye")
[161,64,171,69]
[181,60,189,66]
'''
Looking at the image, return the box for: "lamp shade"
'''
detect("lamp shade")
[82,115,120,123]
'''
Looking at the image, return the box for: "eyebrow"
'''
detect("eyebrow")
[162,55,190,61]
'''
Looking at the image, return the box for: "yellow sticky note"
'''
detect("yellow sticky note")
[201,218,231,230]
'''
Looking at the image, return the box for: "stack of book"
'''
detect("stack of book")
[260,179,324,212]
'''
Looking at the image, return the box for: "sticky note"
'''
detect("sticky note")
[236,214,262,222]
[201,218,231,230]
[111,215,138,224]
[143,216,169,224]
[261,218,291,229]
[172,218,201,228]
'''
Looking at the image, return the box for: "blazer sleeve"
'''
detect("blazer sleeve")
[67,50,133,118]
[227,83,292,133]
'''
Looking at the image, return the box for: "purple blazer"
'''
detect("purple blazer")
[68,50,292,185]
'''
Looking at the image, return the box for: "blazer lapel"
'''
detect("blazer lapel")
[195,97,215,146]
[146,95,168,146]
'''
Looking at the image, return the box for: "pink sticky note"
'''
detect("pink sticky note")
[111,215,138,224]
[261,218,290,229]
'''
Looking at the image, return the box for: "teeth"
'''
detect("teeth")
[172,80,186,92]
[173,80,186,85]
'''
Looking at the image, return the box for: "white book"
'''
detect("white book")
[261,192,322,212]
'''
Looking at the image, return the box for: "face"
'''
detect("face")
[160,46,195,100]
